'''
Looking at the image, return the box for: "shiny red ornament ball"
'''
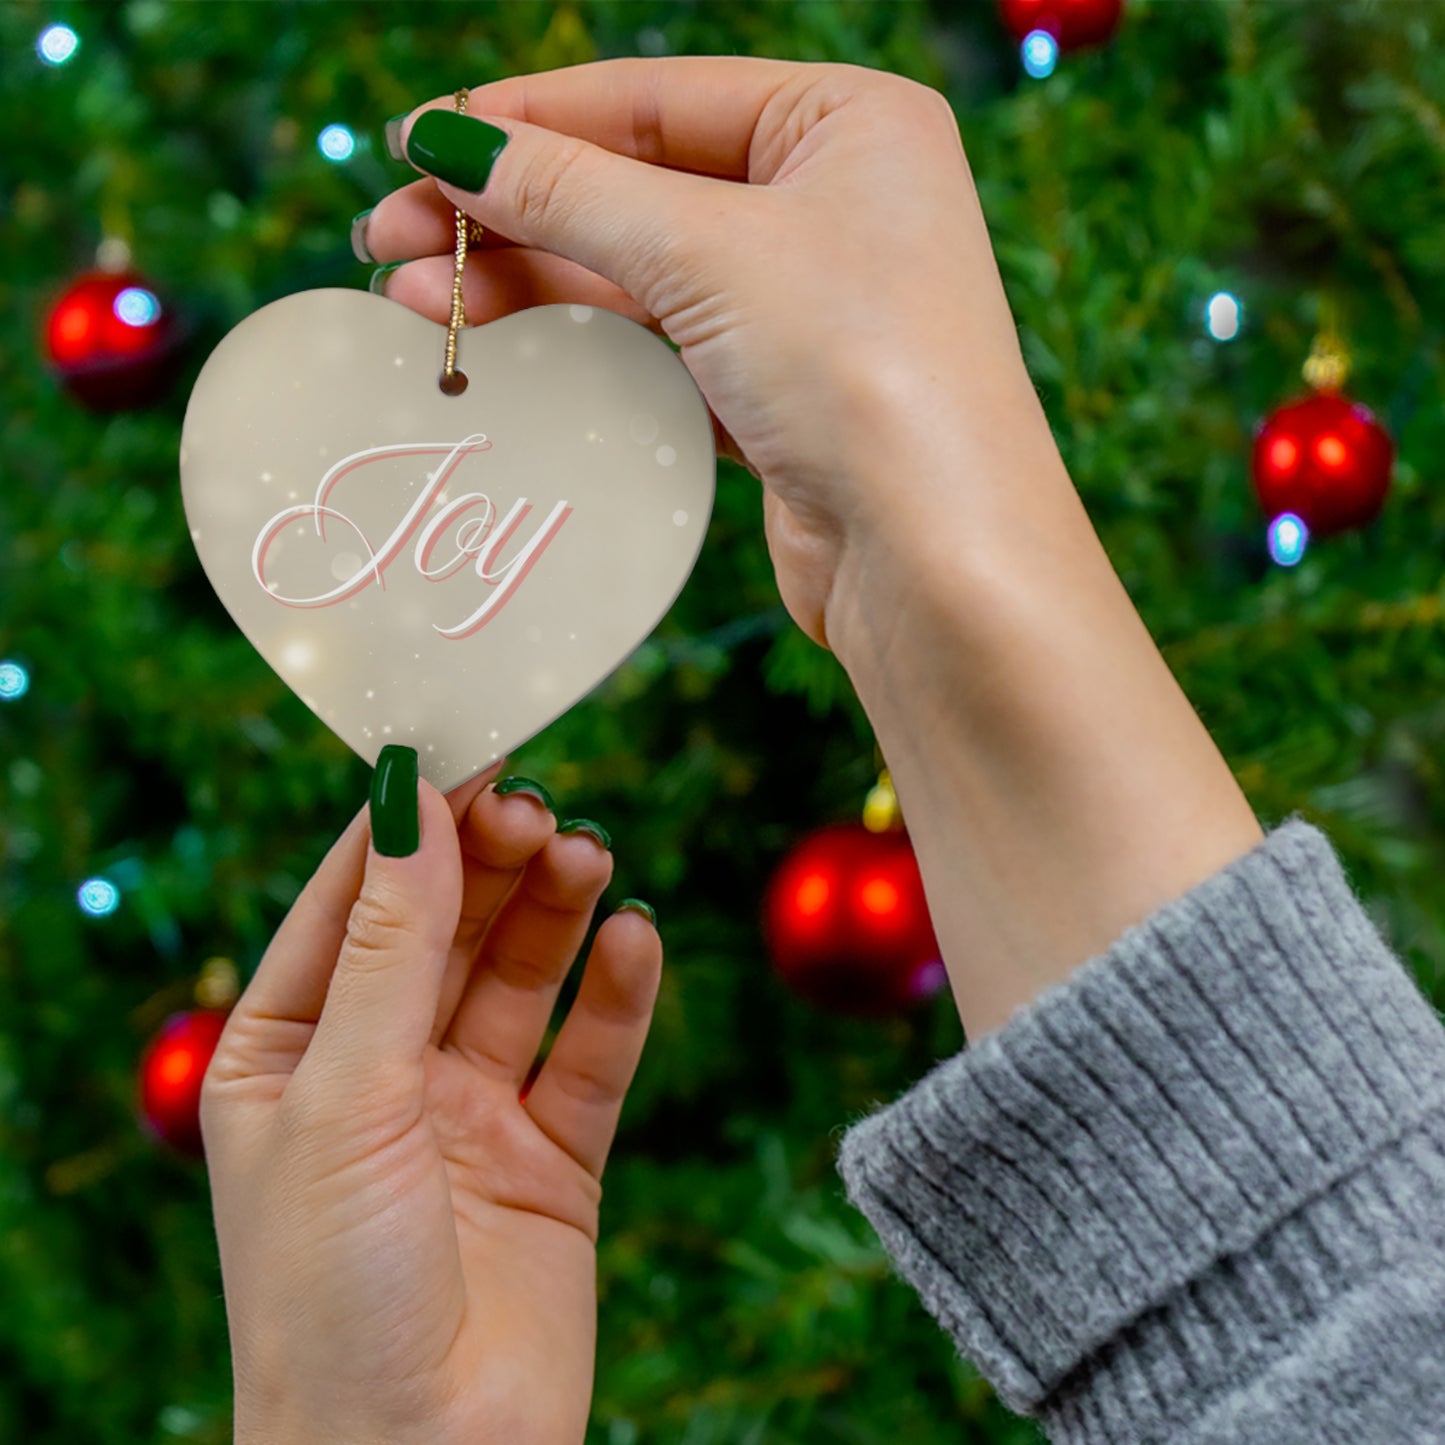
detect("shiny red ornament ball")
[1251,392,1394,538]
[763,823,945,1018]
[44,269,183,410]
[137,1009,230,1158]
[998,0,1125,49]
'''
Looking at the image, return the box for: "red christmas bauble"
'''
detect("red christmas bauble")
[1251,391,1394,538]
[998,0,1125,49]
[763,823,945,1017]
[44,269,183,410]
[137,1009,230,1157]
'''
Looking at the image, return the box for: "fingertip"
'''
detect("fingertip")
[614,898,657,930]
[597,903,664,969]
[459,774,557,870]
[384,111,411,163]
[592,907,665,1005]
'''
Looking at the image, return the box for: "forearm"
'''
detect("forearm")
[826,381,1263,1040]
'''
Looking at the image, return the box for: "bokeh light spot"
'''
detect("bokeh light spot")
[1268,512,1309,568]
[0,660,30,701]
[794,873,831,918]
[38,24,79,65]
[1022,30,1059,79]
[78,878,121,917]
[1268,436,1299,475]
[114,287,161,328]
[318,124,356,162]
[53,300,93,348]
[159,1048,197,1087]
[1205,291,1242,341]
[859,877,901,918]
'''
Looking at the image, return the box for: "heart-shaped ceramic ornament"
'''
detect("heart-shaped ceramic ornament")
[180,289,715,791]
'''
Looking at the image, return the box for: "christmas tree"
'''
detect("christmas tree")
[3,3,1443,1441]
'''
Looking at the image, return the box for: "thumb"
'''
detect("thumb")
[304,746,463,1088]
[396,105,732,316]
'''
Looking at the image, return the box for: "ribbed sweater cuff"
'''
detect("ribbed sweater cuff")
[835,817,1445,1428]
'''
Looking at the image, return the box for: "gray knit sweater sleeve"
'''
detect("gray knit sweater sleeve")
[835,817,1445,1443]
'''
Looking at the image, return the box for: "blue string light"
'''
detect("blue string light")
[37,24,79,66]
[1022,30,1059,79]
[0,660,29,701]
[318,124,357,162]
[78,878,121,917]
[1268,512,1309,567]
[114,287,162,328]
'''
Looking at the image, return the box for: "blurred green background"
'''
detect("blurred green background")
[2,1,1444,1441]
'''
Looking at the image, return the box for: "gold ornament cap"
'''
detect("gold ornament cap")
[195,956,240,1010]
[863,768,902,833]
[1303,296,1350,392]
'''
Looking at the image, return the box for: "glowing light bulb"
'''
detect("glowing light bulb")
[78,877,121,917]
[0,660,29,701]
[114,287,161,327]
[1021,29,1059,79]
[38,24,79,66]
[1268,512,1309,567]
[318,124,356,162]
[1205,291,1242,341]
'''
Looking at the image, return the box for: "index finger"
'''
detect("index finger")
[417,54,813,183]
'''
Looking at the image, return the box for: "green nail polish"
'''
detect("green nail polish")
[370,745,419,857]
[369,261,404,296]
[617,898,657,926]
[350,208,375,264]
[558,818,612,850]
[405,110,510,192]
[384,113,409,162]
[494,775,555,812]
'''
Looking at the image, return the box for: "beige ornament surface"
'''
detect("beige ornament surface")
[180,289,715,790]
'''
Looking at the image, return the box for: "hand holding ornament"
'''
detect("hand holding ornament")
[204,758,661,1445]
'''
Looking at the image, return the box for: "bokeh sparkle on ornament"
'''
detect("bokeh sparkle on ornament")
[1205,292,1242,342]
[1022,30,1059,78]
[45,269,184,409]
[764,823,943,1017]
[1267,512,1309,568]
[998,0,1125,51]
[37,23,79,66]
[0,660,29,701]
[78,877,121,917]
[1251,391,1393,537]
[137,1010,231,1157]
[318,124,357,162]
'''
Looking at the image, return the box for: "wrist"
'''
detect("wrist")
[824,405,1262,1039]
[822,350,1078,673]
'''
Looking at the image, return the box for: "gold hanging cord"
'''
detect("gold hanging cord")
[442,89,487,392]
[1302,292,1351,394]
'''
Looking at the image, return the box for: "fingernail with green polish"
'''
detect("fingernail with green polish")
[384,113,409,162]
[617,898,656,926]
[405,110,510,193]
[558,818,612,851]
[494,775,555,812]
[350,208,375,264]
[370,745,420,857]
[369,261,405,297]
